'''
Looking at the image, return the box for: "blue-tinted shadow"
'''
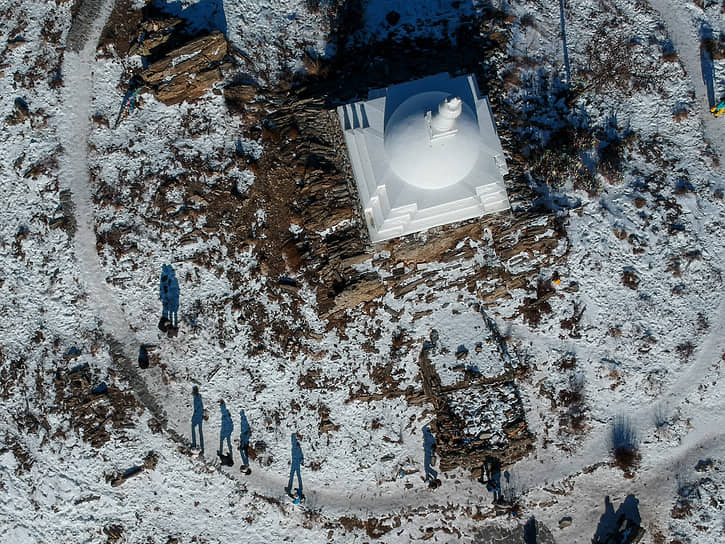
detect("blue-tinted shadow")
[700,23,716,107]
[153,0,227,37]
[593,495,641,543]
[160,264,180,327]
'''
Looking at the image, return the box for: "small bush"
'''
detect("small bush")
[520,13,536,28]
[511,69,599,193]
[520,277,555,326]
[672,103,689,122]
[583,33,653,92]
[652,403,668,429]
[676,341,695,362]
[595,115,632,184]
[611,415,638,468]
[300,50,330,79]
[662,39,678,62]
[558,372,587,434]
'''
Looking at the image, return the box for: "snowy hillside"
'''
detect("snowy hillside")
[1,0,724,542]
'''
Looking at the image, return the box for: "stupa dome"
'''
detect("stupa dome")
[384,92,481,190]
[338,73,510,242]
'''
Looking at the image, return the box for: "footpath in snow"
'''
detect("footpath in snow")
[59,0,169,424]
[649,0,725,162]
[52,0,725,538]
[54,0,502,519]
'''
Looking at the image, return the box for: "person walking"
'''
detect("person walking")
[239,409,251,474]
[285,433,304,499]
[423,425,440,489]
[490,463,502,504]
[479,456,502,503]
[158,265,180,333]
[159,265,171,326]
[218,400,234,459]
[167,267,179,328]
[191,386,204,454]
[712,99,725,117]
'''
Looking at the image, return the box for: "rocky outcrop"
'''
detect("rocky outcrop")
[128,18,183,57]
[53,361,140,449]
[322,276,386,318]
[416,312,534,473]
[224,84,259,110]
[140,31,228,105]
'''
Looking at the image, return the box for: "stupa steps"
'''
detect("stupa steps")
[338,73,511,242]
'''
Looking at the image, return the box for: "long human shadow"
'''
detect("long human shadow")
[700,22,716,107]
[559,0,572,83]
[159,264,180,329]
[593,495,642,543]
[523,516,537,544]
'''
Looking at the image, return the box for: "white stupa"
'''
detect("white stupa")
[338,73,511,242]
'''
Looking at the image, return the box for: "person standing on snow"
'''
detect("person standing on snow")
[159,265,171,329]
[191,386,204,454]
[218,399,234,458]
[712,99,725,117]
[239,409,251,474]
[166,267,179,328]
[489,460,502,504]
[285,433,304,498]
[479,456,503,503]
[158,265,180,333]
[423,425,439,488]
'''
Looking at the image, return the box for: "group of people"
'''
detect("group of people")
[191,386,253,475]
[191,386,305,499]
[191,386,508,504]
[171,267,503,503]
[191,387,438,499]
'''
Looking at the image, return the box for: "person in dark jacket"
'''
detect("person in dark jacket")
[166,267,179,327]
[218,400,234,457]
[423,426,438,486]
[159,265,171,324]
[239,409,251,474]
[285,433,304,497]
[480,456,502,503]
[191,386,204,454]
[159,265,180,330]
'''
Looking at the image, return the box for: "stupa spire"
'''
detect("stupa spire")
[428,96,462,140]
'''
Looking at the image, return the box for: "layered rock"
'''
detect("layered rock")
[128,18,183,57]
[140,30,228,105]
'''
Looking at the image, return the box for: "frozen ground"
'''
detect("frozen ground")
[1,0,725,542]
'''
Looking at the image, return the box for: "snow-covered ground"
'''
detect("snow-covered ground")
[2,0,725,542]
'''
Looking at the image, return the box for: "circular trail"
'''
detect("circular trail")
[57,0,725,532]
[57,0,494,520]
